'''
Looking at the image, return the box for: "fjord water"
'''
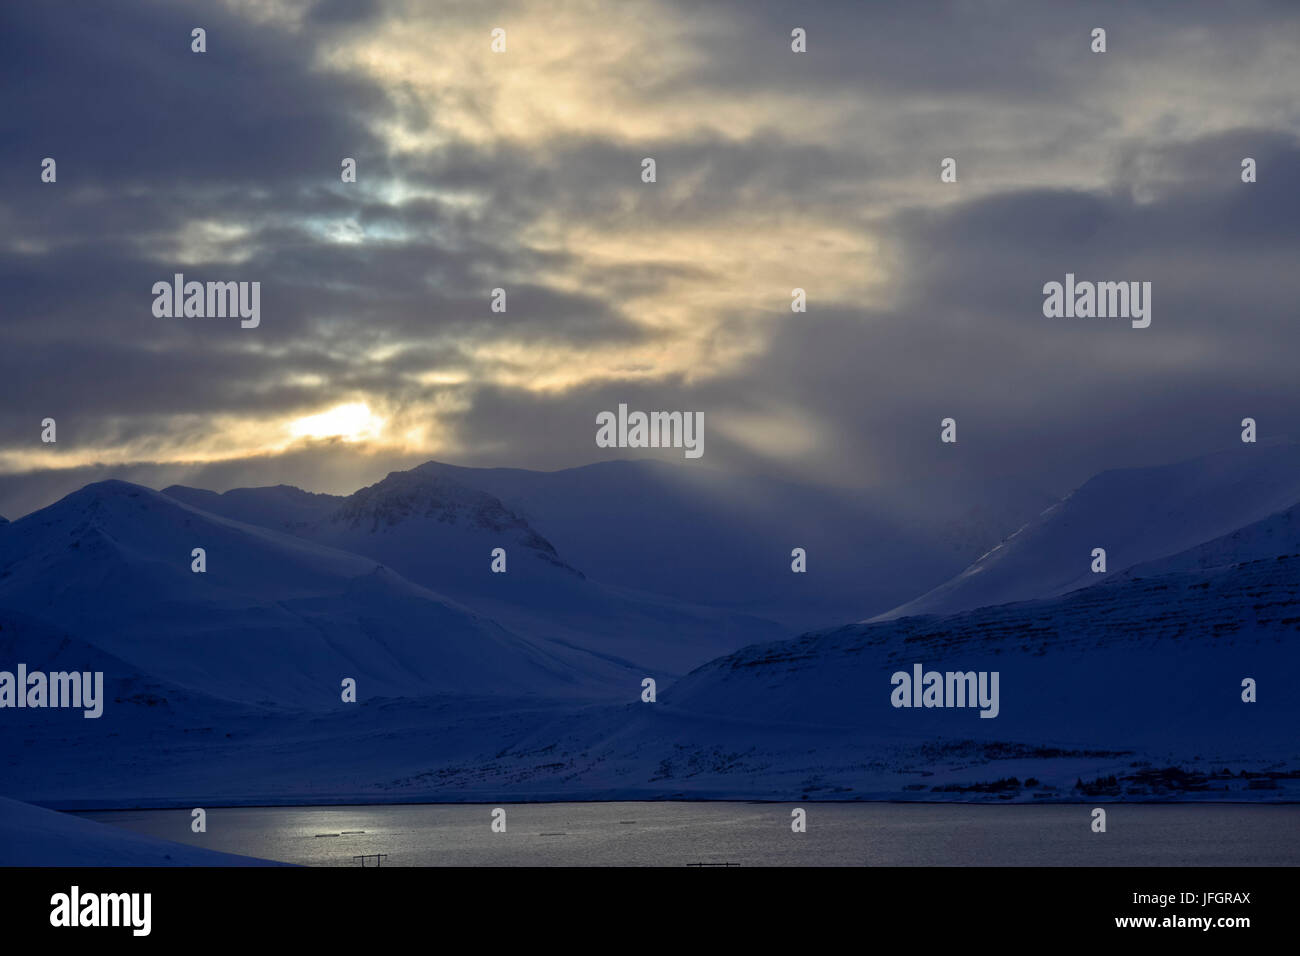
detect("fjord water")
[77,802,1300,867]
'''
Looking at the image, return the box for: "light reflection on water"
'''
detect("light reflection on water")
[77,802,1300,867]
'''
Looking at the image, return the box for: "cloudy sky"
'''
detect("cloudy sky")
[2,0,1298,518]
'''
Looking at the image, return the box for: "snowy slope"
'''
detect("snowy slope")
[212,464,792,674]
[162,483,341,534]
[4,529,1295,807]
[402,459,1053,629]
[0,481,634,706]
[668,553,1300,749]
[0,797,286,866]
[165,459,1052,642]
[1117,500,1300,578]
[876,441,1300,620]
[3,453,1294,807]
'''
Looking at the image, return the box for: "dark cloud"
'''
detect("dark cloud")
[2,0,1299,520]
[309,0,385,26]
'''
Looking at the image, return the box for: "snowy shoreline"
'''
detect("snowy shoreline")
[32,790,1300,813]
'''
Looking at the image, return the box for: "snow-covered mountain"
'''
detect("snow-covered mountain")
[669,547,1299,744]
[1117,499,1300,579]
[162,483,341,535]
[604,522,1300,799]
[307,465,801,674]
[166,459,1052,634]
[5,497,1296,808]
[876,441,1300,620]
[2,450,1294,809]
[0,480,633,707]
[311,463,583,579]
[417,460,1056,628]
[169,464,793,674]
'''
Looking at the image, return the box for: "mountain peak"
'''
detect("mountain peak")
[161,483,344,534]
[48,480,178,523]
[329,466,574,571]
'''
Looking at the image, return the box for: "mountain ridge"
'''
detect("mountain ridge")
[875,441,1300,621]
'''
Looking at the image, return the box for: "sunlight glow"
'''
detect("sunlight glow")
[288,402,385,442]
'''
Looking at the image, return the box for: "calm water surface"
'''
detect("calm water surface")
[78,802,1300,866]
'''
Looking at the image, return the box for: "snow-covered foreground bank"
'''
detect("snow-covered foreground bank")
[0,797,287,866]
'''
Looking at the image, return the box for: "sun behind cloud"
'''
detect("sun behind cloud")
[288,402,386,442]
